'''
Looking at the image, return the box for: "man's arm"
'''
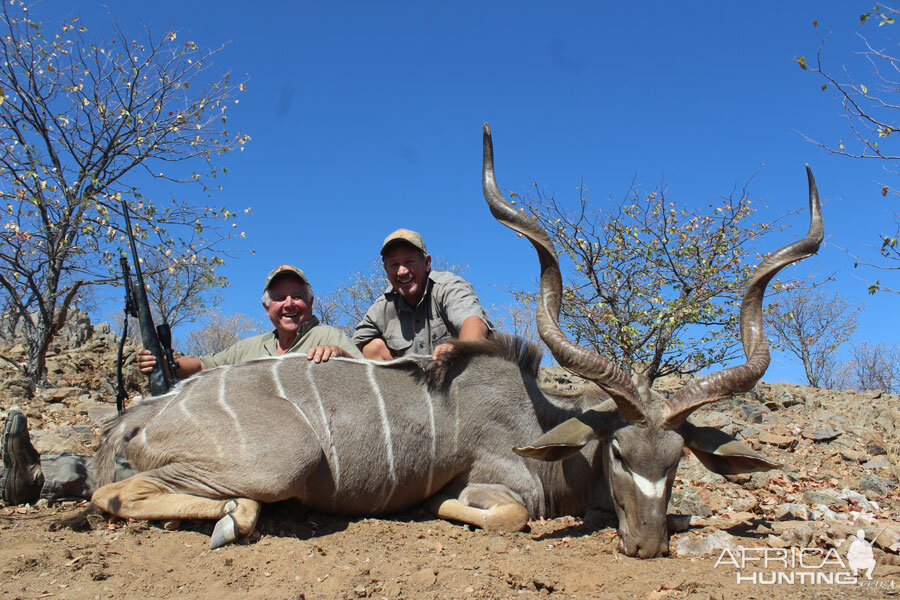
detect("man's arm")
[432,315,489,359]
[137,350,203,379]
[353,299,395,360]
[359,338,394,361]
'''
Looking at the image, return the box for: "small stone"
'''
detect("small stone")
[801,428,842,442]
[532,574,556,592]
[488,536,508,553]
[858,473,897,496]
[839,449,866,463]
[810,505,838,521]
[801,490,846,508]
[861,456,891,470]
[758,432,795,448]
[779,522,814,547]
[840,489,879,512]
[674,529,738,557]
[774,503,812,521]
[39,386,83,402]
[408,568,436,590]
[353,586,367,598]
[45,402,67,415]
[87,405,118,426]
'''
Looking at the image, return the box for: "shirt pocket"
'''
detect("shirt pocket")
[429,318,450,347]
[383,319,414,355]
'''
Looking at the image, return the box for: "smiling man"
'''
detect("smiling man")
[0,266,362,507]
[137,264,361,378]
[353,229,491,360]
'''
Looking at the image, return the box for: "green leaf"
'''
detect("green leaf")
[860,84,868,94]
[861,12,871,24]
[796,56,808,70]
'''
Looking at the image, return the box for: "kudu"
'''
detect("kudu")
[92,124,823,557]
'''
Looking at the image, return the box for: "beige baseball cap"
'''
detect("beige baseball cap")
[380,228,427,256]
[263,265,310,293]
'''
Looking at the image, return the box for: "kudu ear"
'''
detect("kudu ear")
[513,407,614,462]
[682,422,782,475]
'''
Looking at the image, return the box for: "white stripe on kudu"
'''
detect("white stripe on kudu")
[632,472,667,500]
[423,388,437,497]
[273,361,320,445]
[367,362,398,512]
[217,367,247,454]
[305,361,341,497]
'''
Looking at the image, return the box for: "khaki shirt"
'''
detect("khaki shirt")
[200,317,362,369]
[352,270,491,357]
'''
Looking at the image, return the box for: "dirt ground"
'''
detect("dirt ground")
[1,499,898,600]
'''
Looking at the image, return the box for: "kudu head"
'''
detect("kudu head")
[481,123,824,558]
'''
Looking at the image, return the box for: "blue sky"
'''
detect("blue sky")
[34,1,898,384]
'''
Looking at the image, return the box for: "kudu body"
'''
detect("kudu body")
[92,125,823,557]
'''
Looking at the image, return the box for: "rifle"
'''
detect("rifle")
[115,200,178,412]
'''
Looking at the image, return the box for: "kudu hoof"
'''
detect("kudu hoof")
[210,500,239,549]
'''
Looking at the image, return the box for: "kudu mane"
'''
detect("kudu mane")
[420,333,542,389]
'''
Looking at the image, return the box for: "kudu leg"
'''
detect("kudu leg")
[427,485,529,531]
[91,473,261,548]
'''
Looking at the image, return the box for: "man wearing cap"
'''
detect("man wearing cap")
[353,229,491,360]
[0,266,361,507]
[137,264,361,377]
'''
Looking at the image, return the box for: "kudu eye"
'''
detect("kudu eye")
[610,439,623,463]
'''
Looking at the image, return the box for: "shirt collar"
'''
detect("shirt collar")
[265,316,321,354]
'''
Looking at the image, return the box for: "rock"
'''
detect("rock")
[840,489,880,512]
[774,503,812,521]
[44,402,68,415]
[1,374,35,399]
[532,574,558,592]
[861,456,892,470]
[670,488,713,517]
[693,411,731,428]
[810,505,840,521]
[737,401,769,422]
[488,536,508,553]
[86,405,118,426]
[858,473,897,496]
[801,428,842,442]
[866,443,887,456]
[674,529,739,557]
[874,527,900,554]
[745,471,772,490]
[408,568,436,589]
[39,386,83,402]
[778,522,815,547]
[839,449,867,463]
[801,490,847,508]
[758,432,795,448]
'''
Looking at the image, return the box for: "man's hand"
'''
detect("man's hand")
[306,345,348,364]
[136,348,157,374]
[431,343,455,360]
[136,348,202,379]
